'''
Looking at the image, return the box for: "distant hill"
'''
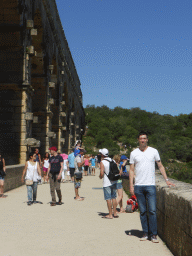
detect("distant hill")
[83,105,192,164]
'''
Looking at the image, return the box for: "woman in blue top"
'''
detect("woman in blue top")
[89,155,96,176]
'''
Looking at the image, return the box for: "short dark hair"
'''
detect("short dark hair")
[29,152,35,159]
[44,152,50,158]
[137,131,148,139]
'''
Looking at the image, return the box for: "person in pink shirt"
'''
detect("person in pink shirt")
[84,155,89,176]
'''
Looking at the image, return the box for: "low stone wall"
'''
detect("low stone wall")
[122,175,192,256]
[4,164,25,193]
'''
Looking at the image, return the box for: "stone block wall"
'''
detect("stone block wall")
[122,175,192,256]
[4,164,25,193]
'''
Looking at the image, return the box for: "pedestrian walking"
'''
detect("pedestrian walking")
[47,147,63,206]
[74,149,85,201]
[68,149,75,182]
[34,148,42,184]
[84,155,89,176]
[129,131,175,242]
[113,155,126,213]
[21,152,41,205]
[0,153,6,198]
[97,153,101,169]
[99,148,118,219]
[89,155,96,175]
[60,153,68,182]
[42,152,49,183]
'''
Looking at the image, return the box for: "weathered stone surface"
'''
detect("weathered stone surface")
[47,132,54,137]
[25,112,33,120]
[123,174,192,256]
[0,0,85,164]
[4,165,25,193]
[24,138,40,147]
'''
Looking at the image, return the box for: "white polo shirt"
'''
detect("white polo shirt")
[129,146,160,186]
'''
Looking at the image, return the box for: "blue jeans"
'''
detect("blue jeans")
[27,182,38,202]
[134,185,157,236]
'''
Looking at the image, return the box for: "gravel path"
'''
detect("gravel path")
[0,168,173,256]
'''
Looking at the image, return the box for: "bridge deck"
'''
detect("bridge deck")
[1,168,173,256]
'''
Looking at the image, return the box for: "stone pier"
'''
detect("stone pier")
[0,0,85,164]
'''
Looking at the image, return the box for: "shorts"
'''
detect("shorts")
[69,168,75,178]
[90,166,95,170]
[74,178,81,189]
[0,176,4,180]
[116,181,123,189]
[84,166,88,171]
[43,167,48,173]
[103,183,117,201]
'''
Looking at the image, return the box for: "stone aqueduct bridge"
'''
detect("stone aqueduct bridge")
[0,0,85,165]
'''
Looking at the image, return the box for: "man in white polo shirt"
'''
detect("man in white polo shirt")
[99,148,118,219]
[129,132,175,243]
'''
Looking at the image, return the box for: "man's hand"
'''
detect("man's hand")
[166,180,175,187]
[130,186,134,195]
[57,173,62,180]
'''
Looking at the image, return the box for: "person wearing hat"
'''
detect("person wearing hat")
[46,147,63,206]
[74,148,86,201]
[99,148,118,219]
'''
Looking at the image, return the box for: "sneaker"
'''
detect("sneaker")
[151,235,159,243]
[27,201,32,206]
[140,233,148,241]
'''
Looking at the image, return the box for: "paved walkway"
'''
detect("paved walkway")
[0,168,173,256]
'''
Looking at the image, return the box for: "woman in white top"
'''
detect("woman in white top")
[21,152,41,205]
[42,152,50,183]
[61,157,69,182]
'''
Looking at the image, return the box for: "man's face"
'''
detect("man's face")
[50,150,54,155]
[138,134,148,147]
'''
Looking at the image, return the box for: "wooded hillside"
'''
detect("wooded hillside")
[83,105,192,165]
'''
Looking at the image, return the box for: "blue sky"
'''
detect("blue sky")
[56,0,192,116]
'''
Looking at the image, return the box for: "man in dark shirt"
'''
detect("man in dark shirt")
[97,153,101,169]
[47,147,63,206]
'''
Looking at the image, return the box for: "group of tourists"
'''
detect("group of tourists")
[20,141,98,205]
[1,132,176,243]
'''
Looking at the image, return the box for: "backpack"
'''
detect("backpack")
[104,159,120,181]
[125,195,138,213]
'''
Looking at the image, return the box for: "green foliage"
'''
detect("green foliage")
[165,162,192,184]
[84,105,192,182]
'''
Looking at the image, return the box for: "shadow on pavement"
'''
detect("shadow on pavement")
[125,229,143,238]
[97,212,108,217]
[33,201,43,204]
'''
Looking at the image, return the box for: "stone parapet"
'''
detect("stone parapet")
[156,175,192,256]
[122,175,192,256]
[4,164,25,193]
